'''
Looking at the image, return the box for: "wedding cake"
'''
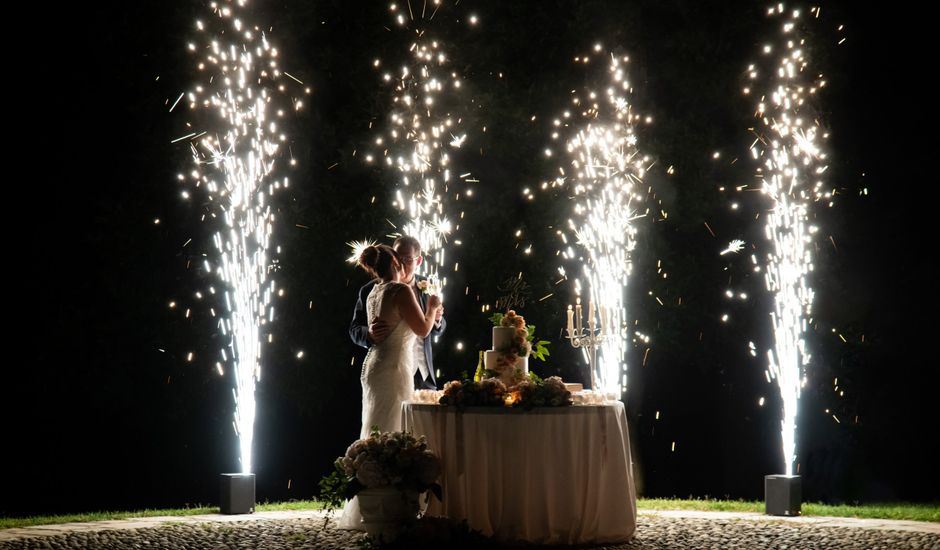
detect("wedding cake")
[483,311,530,387]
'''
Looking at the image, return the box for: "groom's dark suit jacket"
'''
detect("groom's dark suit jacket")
[349,275,446,389]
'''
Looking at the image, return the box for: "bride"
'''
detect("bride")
[339,244,442,530]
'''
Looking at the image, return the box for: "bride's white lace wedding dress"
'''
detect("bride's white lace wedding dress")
[338,281,416,530]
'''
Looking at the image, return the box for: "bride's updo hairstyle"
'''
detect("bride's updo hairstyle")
[358,244,401,281]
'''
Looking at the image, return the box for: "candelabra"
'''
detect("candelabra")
[565,300,607,391]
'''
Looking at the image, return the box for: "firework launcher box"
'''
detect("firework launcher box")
[220,473,255,514]
[765,474,801,516]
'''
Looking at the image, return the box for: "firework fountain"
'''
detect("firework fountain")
[174,0,305,509]
[357,1,477,292]
[745,4,830,514]
[549,47,652,398]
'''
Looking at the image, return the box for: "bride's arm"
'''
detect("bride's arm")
[397,284,439,338]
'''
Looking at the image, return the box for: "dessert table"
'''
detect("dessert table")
[401,401,636,543]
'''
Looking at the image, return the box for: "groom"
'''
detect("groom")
[349,235,446,389]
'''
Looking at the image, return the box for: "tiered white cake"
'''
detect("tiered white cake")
[484,326,528,386]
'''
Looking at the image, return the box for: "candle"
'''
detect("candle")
[598,305,605,336]
[575,299,582,335]
[566,305,574,337]
[588,301,595,330]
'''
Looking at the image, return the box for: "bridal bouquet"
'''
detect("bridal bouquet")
[319,428,442,510]
[416,276,441,296]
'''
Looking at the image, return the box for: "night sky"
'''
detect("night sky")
[11,1,935,517]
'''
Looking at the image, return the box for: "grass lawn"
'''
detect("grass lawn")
[637,498,939,523]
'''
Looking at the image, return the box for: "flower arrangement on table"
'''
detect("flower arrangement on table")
[437,378,507,407]
[438,372,572,410]
[319,428,443,510]
[506,373,573,410]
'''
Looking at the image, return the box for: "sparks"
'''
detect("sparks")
[346,238,379,264]
[365,4,476,296]
[551,51,651,397]
[174,0,303,474]
[747,5,830,476]
[449,133,467,148]
[720,239,746,255]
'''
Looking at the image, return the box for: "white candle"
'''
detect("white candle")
[575,299,582,334]
[566,305,574,337]
[598,305,605,336]
[588,301,595,330]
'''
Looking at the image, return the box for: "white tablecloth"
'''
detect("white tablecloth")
[401,402,636,543]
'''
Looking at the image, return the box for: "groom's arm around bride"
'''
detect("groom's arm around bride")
[349,279,383,347]
[348,275,446,390]
[349,236,445,390]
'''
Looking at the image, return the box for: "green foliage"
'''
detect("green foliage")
[319,428,444,511]
[318,466,361,511]
[531,337,551,362]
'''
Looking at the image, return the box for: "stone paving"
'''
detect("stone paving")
[1,509,937,549]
